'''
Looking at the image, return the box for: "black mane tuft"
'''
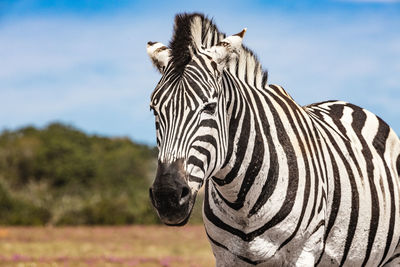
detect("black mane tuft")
[169,14,196,74]
[168,12,268,87]
[169,13,224,75]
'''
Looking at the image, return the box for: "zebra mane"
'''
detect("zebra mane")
[170,13,268,88]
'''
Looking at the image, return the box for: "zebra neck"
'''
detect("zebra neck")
[211,73,301,217]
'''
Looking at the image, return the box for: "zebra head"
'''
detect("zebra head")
[147,27,246,225]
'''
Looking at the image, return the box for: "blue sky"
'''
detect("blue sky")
[0,0,399,145]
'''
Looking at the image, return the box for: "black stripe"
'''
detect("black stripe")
[247,87,278,216]
[204,80,300,242]
[263,90,311,249]
[200,119,218,129]
[187,155,204,173]
[180,110,200,149]
[235,58,239,78]
[312,219,325,235]
[373,118,395,266]
[220,76,239,168]
[384,253,400,265]
[185,73,209,102]
[248,151,278,216]
[314,124,341,265]
[192,145,211,169]
[317,190,325,213]
[298,114,325,229]
[270,86,321,238]
[210,31,216,46]
[192,54,214,82]
[244,59,248,84]
[348,105,380,266]
[189,175,203,183]
[397,154,400,178]
[323,104,375,266]
[205,227,265,265]
[214,104,250,186]
[222,121,264,210]
[261,72,268,88]
[311,105,360,265]
[193,135,217,150]
[304,103,348,143]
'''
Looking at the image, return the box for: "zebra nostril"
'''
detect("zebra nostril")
[179,186,190,205]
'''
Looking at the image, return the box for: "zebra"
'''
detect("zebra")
[146,13,400,266]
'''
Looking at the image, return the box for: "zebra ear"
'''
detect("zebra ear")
[147,42,171,74]
[207,28,247,72]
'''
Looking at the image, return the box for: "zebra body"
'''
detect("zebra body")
[146,13,400,266]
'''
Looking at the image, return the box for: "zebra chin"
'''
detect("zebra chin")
[149,189,196,226]
[159,201,195,226]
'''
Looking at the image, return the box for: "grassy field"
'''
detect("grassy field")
[0,225,215,266]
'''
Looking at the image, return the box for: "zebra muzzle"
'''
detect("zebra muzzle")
[149,159,194,226]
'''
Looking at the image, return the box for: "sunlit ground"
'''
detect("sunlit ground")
[0,226,215,266]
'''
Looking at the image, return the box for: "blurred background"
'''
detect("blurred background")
[0,0,399,266]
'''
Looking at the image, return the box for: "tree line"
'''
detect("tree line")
[0,123,203,225]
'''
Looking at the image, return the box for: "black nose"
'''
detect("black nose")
[149,159,193,225]
[149,182,190,209]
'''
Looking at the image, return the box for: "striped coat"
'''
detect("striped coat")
[147,13,400,266]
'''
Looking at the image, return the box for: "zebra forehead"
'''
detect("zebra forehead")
[159,86,210,109]
[153,72,214,104]
[151,85,208,113]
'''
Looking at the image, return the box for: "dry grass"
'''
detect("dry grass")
[0,225,215,266]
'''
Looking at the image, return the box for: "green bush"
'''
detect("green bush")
[0,182,51,225]
[0,123,158,225]
[0,123,204,225]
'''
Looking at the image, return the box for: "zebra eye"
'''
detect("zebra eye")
[202,102,217,115]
